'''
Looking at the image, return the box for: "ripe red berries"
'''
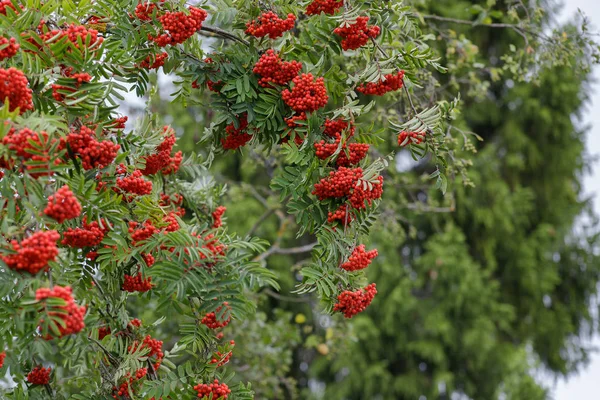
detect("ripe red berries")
[64,126,120,170]
[312,167,364,199]
[398,130,426,146]
[0,67,33,113]
[141,127,182,175]
[139,52,168,70]
[333,283,377,318]
[2,231,60,274]
[201,302,231,329]
[245,12,296,39]
[282,73,328,113]
[27,366,51,385]
[334,16,380,51]
[356,70,405,95]
[36,285,86,337]
[61,217,108,248]
[212,206,226,228]
[151,6,207,46]
[44,185,82,223]
[253,50,302,88]
[306,0,344,15]
[194,379,231,399]
[222,114,252,150]
[123,273,153,292]
[0,37,19,61]
[0,351,5,368]
[341,245,378,271]
[117,170,153,196]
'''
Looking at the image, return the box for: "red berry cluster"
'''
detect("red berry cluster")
[44,185,82,224]
[201,302,231,329]
[314,135,369,166]
[348,175,383,209]
[2,127,49,159]
[160,193,185,216]
[356,70,405,95]
[112,368,147,399]
[151,6,207,46]
[340,244,378,271]
[123,273,153,292]
[324,118,355,137]
[0,351,5,369]
[210,340,235,367]
[221,114,252,150]
[0,67,33,113]
[64,126,120,170]
[98,326,111,340]
[26,366,51,385]
[139,52,168,70]
[398,130,426,146]
[62,217,109,248]
[52,72,92,102]
[333,283,377,318]
[245,12,296,39]
[129,220,160,245]
[142,334,164,367]
[253,50,302,88]
[134,2,158,21]
[306,0,344,15]
[30,23,103,53]
[117,170,153,196]
[193,233,226,266]
[282,73,328,113]
[0,0,20,15]
[2,230,60,274]
[194,379,231,399]
[36,285,86,337]
[212,206,226,228]
[163,212,180,232]
[0,37,18,61]
[108,116,128,130]
[334,16,380,51]
[312,167,364,199]
[141,126,182,175]
[327,204,353,225]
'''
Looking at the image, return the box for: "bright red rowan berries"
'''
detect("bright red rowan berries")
[210,340,235,367]
[221,114,252,150]
[245,12,296,39]
[0,37,19,60]
[123,273,153,292]
[327,204,353,225]
[44,185,82,223]
[36,285,86,337]
[212,206,226,228]
[141,126,181,175]
[135,2,159,21]
[0,0,20,15]
[2,127,49,159]
[348,175,383,209]
[306,0,344,15]
[356,70,405,95]
[0,351,5,368]
[340,245,378,271]
[282,73,328,113]
[98,326,111,340]
[398,130,426,146]
[151,6,207,46]
[116,170,153,196]
[61,217,109,248]
[194,379,231,399]
[253,50,302,87]
[129,220,160,245]
[52,72,92,102]
[333,283,377,318]
[312,167,363,199]
[0,67,33,113]
[333,16,380,50]
[323,118,355,137]
[2,230,60,274]
[314,134,369,166]
[27,366,51,385]
[63,126,120,170]
[139,52,168,70]
[201,302,231,329]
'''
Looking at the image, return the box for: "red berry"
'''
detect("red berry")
[35,285,86,337]
[253,49,302,88]
[122,273,153,292]
[306,0,343,15]
[44,185,82,224]
[398,130,426,146]
[193,379,231,399]
[221,114,252,150]
[27,366,51,385]
[333,16,380,51]
[282,73,328,113]
[212,206,226,228]
[0,37,19,60]
[2,231,60,274]
[0,67,33,113]
[151,6,207,46]
[201,302,231,329]
[245,12,296,39]
[333,283,377,318]
[340,245,378,271]
[356,70,405,95]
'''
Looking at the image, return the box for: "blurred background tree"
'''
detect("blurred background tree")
[138,0,600,399]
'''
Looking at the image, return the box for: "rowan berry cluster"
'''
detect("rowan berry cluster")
[314,135,369,166]
[306,0,344,15]
[398,130,426,146]
[44,185,82,224]
[2,230,60,274]
[151,6,207,46]
[139,52,168,70]
[2,127,49,159]
[253,50,302,88]
[340,245,378,271]
[26,366,51,385]
[201,302,231,329]
[312,167,364,199]
[333,283,377,318]
[327,204,353,225]
[221,114,252,150]
[123,273,153,292]
[142,335,164,367]
[98,326,111,340]
[141,126,182,175]
[0,67,33,113]
[245,12,296,39]
[61,217,109,248]
[195,233,226,265]
[282,73,328,113]
[212,206,226,228]
[0,351,5,368]
[356,70,405,95]
[210,340,235,367]
[51,72,92,102]
[0,0,20,15]
[129,220,160,245]
[64,126,120,170]
[134,2,158,21]
[116,169,153,196]
[348,175,383,209]
[333,16,380,50]
[35,285,86,337]
[160,193,185,216]
[112,368,147,399]
[0,37,18,61]
[29,23,103,54]
[194,379,231,399]
[324,118,355,137]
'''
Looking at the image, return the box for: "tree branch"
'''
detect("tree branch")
[198,25,250,46]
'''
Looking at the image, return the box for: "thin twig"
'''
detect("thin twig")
[264,288,311,303]
[199,25,250,46]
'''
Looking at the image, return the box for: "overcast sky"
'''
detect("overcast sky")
[552,0,600,398]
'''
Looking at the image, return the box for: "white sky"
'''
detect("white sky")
[551,0,600,398]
